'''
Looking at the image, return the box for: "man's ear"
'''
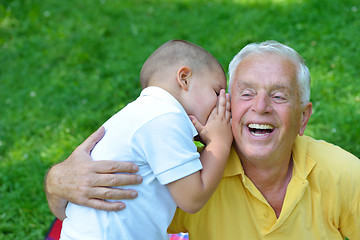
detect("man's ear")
[176,66,192,91]
[298,102,313,136]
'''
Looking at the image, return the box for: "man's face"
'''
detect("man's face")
[230,53,310,163]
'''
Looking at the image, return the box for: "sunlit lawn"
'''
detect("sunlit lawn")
[0,0,359,238]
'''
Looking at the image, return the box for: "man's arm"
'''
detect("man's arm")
[44,127,143,220]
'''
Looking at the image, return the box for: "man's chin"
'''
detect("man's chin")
[236,144,276,162]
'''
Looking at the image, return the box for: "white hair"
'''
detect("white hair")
[228,41,311,105]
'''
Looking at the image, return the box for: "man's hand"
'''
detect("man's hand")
[44,126,143,220]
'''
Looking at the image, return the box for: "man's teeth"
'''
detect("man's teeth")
[248,123,274,130]
[248,123,274,136]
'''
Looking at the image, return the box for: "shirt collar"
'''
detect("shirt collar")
[223,136,317,180]
[292,135,316,179]
[223,145,244,177]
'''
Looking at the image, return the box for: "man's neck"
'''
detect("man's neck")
[240,154,294,218]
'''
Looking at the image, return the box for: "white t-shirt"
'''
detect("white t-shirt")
[61,86,202,240]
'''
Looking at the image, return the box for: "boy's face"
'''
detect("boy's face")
[185,67,227,125]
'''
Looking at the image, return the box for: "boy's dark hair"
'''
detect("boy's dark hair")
[140,39,223,88]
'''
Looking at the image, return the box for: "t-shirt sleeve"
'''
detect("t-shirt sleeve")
[338,154,360,239]
[131,112,202,185]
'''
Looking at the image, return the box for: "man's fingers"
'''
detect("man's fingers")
[88,187,139,200]
[85,199,126,211]
[92,160,140,174]
[81,126,106,153]
[90,172,143,187]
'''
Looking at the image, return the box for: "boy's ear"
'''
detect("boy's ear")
[176,66,192,91]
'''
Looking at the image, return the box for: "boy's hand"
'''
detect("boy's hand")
[168,90,232,213]
[190,89,233,148]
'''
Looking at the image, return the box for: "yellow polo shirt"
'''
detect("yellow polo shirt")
[168,135,360,239]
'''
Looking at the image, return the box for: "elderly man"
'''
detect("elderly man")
[45,41,360,239]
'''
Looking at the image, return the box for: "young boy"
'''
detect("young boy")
[60,40,232,240]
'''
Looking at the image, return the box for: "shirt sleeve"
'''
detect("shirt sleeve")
[131,112,202,185]
[338,154,360,239]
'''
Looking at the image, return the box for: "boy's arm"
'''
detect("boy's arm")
[167,90,232,213]
[44,127,142,220]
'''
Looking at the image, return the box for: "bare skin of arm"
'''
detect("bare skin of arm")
[167,90,233,213]
[44,127,143,220]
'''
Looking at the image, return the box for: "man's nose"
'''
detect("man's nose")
[251,93,272,114]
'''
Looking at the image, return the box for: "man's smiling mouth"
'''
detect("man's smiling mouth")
[248,123,274,136]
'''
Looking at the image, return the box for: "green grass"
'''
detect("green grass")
[1,0,359,238]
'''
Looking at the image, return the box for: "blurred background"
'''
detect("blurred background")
[1,0,359,238]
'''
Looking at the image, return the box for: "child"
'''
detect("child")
[60,40,233,239]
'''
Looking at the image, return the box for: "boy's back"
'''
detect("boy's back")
[60,87,202,239]
[59,39,232,240]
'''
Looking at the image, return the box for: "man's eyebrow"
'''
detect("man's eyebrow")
[271,84,291,91]
[236,80,254,89]
[235,81,292,93]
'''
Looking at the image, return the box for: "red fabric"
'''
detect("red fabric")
[45,218,62,240]
[45,218,188,239]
